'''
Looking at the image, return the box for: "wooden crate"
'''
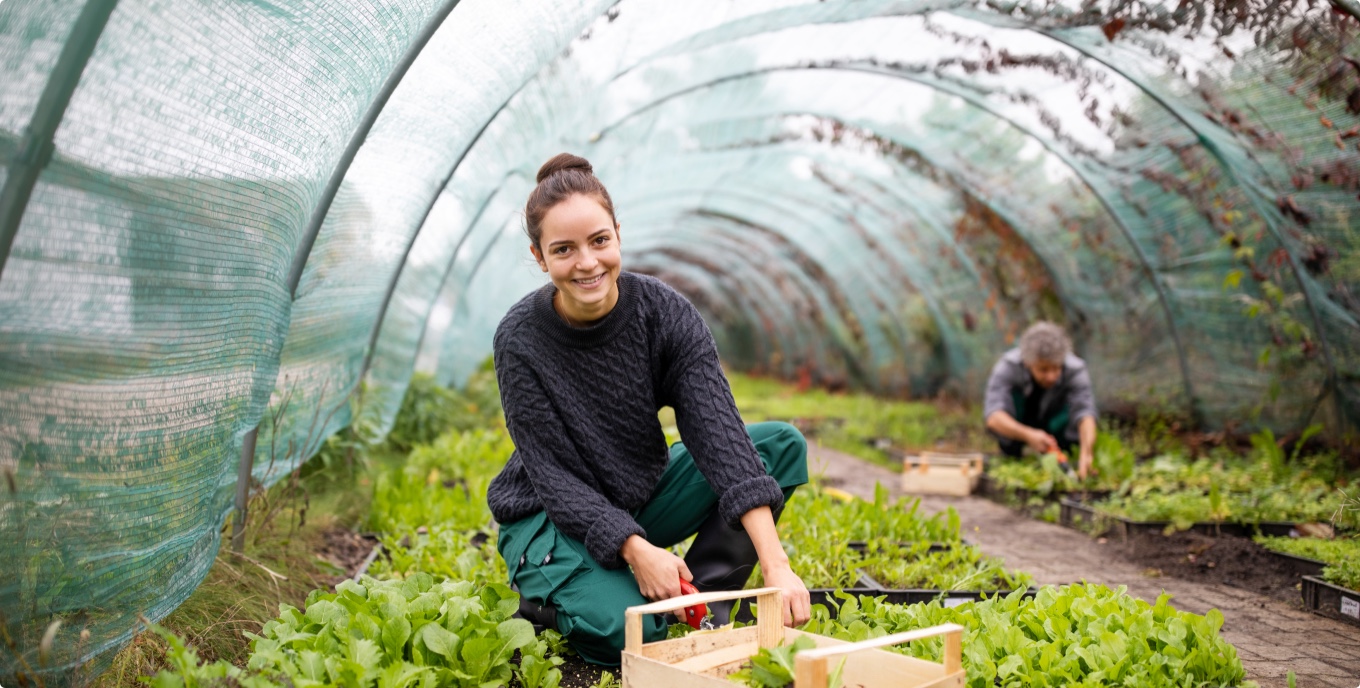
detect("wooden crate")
[622,587,965,688]
[900,451,984,496]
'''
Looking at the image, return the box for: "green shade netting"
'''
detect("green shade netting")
[2,0,1358,682]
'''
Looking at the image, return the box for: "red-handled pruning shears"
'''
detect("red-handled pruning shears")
[678,579,715,630]
[1045,440,1078,478]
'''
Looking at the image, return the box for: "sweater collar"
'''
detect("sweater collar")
[531,272,639,348]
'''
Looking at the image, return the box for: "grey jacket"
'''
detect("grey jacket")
[982,348,1097,439]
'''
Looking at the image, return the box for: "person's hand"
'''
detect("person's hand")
[761,561,811,627]
[1026,428,1058,454]
[621,535,691,601]
[1078,450,1096,480]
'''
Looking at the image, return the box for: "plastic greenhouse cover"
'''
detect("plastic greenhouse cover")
[2,0,1358,682]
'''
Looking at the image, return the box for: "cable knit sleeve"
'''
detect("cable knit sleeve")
[659,294,784,529]
[493,347,645,568]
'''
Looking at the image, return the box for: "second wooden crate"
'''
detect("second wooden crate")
[900,451,984,496]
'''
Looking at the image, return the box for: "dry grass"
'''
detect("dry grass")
[90,466,373,688]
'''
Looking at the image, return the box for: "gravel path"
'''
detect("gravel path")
[807,442,1360,688]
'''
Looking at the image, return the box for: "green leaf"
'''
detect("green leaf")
[376,662,433,688]
[496,619,535,651]
[419,622,460,661]
[298,651,327,682]
[336,579,369,600]
[382,617,412,659]
[304,600,344,626]
[459,636,501,679]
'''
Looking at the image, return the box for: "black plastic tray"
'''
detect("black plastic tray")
[1058,498,1296,539]
[731,587,1033,623]
[1301,575,1360,628]
[846,540,959,554]
[1266,550,1328,578]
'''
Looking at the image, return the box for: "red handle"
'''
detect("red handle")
[678,579,707,629]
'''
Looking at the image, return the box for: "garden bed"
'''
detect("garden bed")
[1059,497,1295,539]
[1301,576,1360,628]
[1112,530,1307,607]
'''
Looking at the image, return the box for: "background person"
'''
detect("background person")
[983,321,1098,478]
[487,153,811,667]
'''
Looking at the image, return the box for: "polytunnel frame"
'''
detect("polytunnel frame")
[626,180,955,387]
[637,224,846,374]
[352,3,631,414]
[587,60,1204,421]
[618,136,1073,394]
[400,172,521,384]
[0,0,120,282]
[229,0,464,552]
[625,181,912,376]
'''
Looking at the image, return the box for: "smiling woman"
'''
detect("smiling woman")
[527,156,624,325]
[485,153,812,668]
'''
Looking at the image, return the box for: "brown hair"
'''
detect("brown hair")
[524,153,617,250]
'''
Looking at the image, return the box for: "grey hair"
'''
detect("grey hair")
[1019,322,1071,364]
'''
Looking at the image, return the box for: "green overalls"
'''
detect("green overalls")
[496,421,808,666]
[1000,387,1073,456]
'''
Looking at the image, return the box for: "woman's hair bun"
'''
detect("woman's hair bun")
[537,152,593,183]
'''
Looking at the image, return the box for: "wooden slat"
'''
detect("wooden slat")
[796,624,965,661]
[640,626,757,662]
[622,653,733,688]
[757,590,784,648]
[625,587,781,616]
[669,641,759,673]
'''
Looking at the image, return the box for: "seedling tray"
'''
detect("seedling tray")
[625,587,965,688]
[977,475,1111,508]
[1058,498,1295,539]
[1301,576,1360,628]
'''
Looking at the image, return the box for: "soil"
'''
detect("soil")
[504,652,607,688]
[316,526,380,585]
[1114,531,1307,609]
[554,655,609,688]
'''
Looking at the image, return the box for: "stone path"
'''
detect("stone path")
[806,442,1360,688]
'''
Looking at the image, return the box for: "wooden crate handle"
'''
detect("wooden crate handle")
[624,587,784,655]
[792,623,964,688]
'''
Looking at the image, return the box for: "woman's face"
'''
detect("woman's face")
[532,193,621,323]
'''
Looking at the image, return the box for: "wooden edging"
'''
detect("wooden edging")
[1301,576,1360,628]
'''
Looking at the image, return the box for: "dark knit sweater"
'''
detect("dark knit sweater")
[486,272,784,569]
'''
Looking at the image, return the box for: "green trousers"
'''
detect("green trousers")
[496,421,808,666]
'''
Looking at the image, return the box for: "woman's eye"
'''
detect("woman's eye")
[554,246,570,255]
[594,236,608,245]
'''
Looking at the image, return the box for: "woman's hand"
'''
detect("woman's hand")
[621,535,692,601]
[741,506,811,627]
[761,560,811,627]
